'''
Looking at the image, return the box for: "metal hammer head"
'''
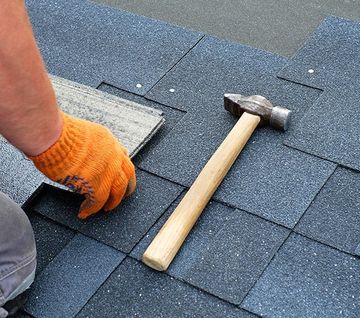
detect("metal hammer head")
[224,94,291,131]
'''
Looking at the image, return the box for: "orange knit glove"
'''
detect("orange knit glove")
[28,112,136,219]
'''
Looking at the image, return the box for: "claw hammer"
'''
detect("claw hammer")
[142,94,291,271]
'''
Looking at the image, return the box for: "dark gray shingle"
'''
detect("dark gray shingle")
[30,170,184,253]
[295,167,360,255]
[140,36,335,227]
[28,213,75,274]
[242,233,360,318]
[132,195,290,304]
[97,83,187,166]
[279,17,360,170]
[25,234,125,318]
[25,0,203,93]
[77,257,257,318]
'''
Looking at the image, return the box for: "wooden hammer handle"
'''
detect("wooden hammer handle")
[142,112,261,271]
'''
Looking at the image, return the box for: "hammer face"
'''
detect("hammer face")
[224,93,246,117]
[224,94,291,130]
[224,94,273,124]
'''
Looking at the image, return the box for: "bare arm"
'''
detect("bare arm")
[0,0,136,218]
[0,0,62,156]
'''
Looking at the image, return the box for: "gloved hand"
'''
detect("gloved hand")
[28,112,136,219]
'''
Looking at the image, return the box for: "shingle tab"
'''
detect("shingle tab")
[295,167,360,255]
[25,0,203,93]
[145,36,289,113]
[25,234,125,318]
[97,83,186,166]
[28,213,75,274]
[278,17,360,170]
[52,75,164,158]
[0,138,46,205]
[77,258,257,318]
[140,36,335,227]
[284,89,360,170]
[242,233,360,318]
[278,16,360,89]
[132,196,290,304]
[30,170,184,253]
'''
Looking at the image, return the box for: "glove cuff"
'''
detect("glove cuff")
[28,112,85,173]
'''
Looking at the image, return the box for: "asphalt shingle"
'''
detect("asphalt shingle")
[30,170,184,253]
[25,234,125,318]
[295,167,360,256]
[140,36,336,227]
[52,75,165,158]
[278,16,360,89]
[3,2,359,317]
[279,17,360,170]
[25,0,203,93]
[97,83,187,166]
[242,233,360,318]
[0,137,45,205]
[145,36,290,113]
[77,258,257,318]
[284,89,360,170]
[27,212,75,274]
[132,195,290,304]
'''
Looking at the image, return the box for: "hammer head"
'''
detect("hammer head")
[224,94,291,131]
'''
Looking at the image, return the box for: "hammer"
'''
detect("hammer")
[142,94,291,271]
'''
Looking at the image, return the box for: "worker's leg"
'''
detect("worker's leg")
[0,192,36,317]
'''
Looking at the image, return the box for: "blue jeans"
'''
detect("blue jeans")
[0,192,36,317]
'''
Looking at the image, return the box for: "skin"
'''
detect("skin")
[0,0,63,156]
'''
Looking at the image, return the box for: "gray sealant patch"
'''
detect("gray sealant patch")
[25,234,125,318]
[26,0,203,93]
[295,167,360,256]
[242,233,360,318]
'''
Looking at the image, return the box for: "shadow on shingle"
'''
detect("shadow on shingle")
[28,170,184,253]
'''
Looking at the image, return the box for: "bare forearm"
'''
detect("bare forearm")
[0,0,62,156]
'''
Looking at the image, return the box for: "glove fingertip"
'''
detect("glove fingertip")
[78,200,103,219]
[78,211,89,220]
[125,176,136,197]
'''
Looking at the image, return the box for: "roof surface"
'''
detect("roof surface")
[4,0,360,317]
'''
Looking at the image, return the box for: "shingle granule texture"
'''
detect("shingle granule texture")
[77,258,257,318]
[25,0,203,93]
[279,16,360,170]
[25,234,125,318]
[295,167,360,255]
[242,233,360,318]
